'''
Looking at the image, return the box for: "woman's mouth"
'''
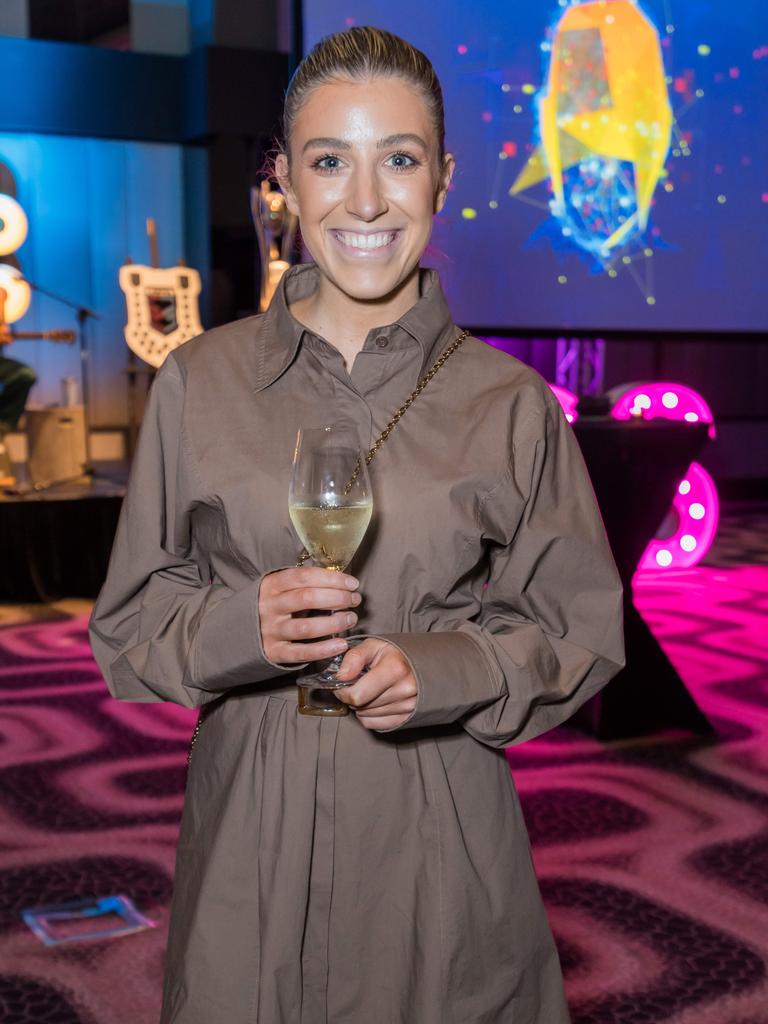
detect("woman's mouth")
[329,229,401,258]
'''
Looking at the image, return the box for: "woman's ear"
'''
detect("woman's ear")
[434,153,456,215]
[275,151,299,216]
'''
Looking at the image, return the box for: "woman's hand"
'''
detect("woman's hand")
[334,639,418,730]
[258,567,362,664]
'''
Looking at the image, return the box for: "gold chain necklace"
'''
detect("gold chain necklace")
[187,327,470,767]
[295,327,471,567]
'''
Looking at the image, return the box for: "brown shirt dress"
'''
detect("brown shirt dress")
[89,262,625,1024]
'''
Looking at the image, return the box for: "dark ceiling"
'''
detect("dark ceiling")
[28,0,130,45]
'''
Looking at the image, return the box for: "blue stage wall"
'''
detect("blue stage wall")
[0,135,206,427]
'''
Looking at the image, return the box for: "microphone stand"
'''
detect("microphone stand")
[24,279,100,476]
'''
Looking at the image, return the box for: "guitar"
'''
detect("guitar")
[0,329,76,345]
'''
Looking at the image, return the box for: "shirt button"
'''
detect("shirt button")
[375,335,389,348]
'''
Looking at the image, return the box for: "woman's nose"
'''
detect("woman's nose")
[344,167,388,221]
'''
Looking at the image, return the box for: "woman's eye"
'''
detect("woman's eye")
[313,155,342,173]
[386,152,419,171]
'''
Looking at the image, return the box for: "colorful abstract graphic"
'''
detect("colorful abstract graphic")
[307,0,768,329]
[511,0,672,257]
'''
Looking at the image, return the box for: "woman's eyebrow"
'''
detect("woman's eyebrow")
[302,136,352,153]
[301,133,430,154]
[377,133,429,151]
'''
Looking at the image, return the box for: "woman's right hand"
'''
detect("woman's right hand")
[258,567,362,665]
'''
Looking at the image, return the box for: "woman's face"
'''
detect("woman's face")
[276,76,454,303]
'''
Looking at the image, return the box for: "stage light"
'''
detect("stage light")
[0,263,31,322]
[0,193,28,256]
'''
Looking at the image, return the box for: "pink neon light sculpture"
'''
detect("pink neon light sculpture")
[548,384,579,424]
[610,382,719,570]
[548,381,720,571]
[610,381,716,440]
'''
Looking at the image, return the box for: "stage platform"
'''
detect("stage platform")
[0,463,127,603]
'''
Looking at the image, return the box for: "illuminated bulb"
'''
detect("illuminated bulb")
[662,391,679,408]
[0,194,29,255]
[634,394,651,409]
[684,411,700,422]
[678,480,691,495]
[0,264,31,322]
[566,414,574,423]
[689,503,705,520]
[656,549,673,567]
[680,535,697,552]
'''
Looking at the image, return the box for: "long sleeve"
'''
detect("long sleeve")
[88,355,298,708]
[371,391,625,747]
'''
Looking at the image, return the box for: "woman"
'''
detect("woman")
[89,26,624,1024]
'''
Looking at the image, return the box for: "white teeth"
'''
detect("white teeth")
[335,231,397,250]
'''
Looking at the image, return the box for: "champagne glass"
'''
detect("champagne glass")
[289,425,373,715]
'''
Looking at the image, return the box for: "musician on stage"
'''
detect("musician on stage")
[0,326,37,484]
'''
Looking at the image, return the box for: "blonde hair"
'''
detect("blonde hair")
[281,26,446,164]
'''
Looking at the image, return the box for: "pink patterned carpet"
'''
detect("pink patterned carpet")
[0,565,766,1023]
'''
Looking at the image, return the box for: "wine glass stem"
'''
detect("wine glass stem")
[328,616,347,673]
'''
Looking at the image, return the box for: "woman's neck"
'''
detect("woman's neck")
[289,266,421,371]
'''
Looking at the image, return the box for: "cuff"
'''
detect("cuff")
[354,630,502,732]
[190,569,307,690]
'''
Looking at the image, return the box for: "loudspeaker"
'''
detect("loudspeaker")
[25,406,87,487]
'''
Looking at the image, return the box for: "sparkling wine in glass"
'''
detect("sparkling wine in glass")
[289,425,372,695]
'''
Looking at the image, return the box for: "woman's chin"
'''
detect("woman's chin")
[318,256,418,304]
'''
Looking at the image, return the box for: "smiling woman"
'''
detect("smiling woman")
[89,25,625,1024]
[274,68,454,368]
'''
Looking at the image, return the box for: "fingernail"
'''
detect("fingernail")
[351,593,362,606]
[345,576,359,589]
[334,640,348,652]
[346,613,357,627]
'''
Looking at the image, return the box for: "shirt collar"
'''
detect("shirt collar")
[251,261,457,392]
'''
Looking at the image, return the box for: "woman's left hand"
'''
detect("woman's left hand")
[334,639,418,730]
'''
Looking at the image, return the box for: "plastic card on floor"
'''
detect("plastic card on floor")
[21,894,157,946]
